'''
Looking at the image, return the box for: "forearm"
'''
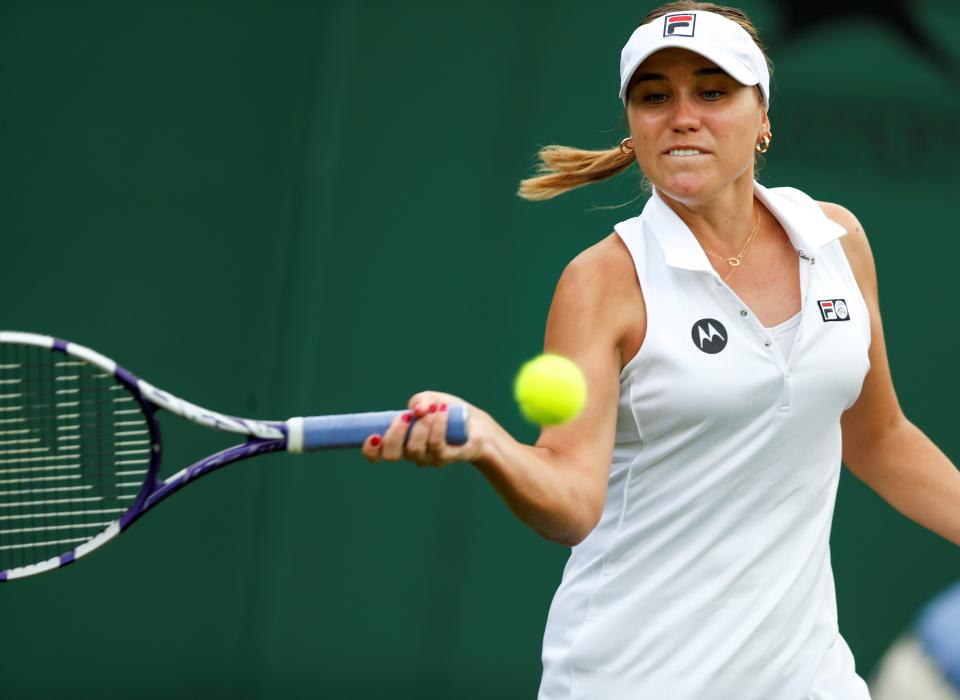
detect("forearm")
[471,412,602,547]
[846,417,960,545]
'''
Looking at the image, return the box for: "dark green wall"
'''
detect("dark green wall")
[1,1,957,697]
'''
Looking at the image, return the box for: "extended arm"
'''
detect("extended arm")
[364,236,636,547]
[826,202,960,545]
[471,239,633,546]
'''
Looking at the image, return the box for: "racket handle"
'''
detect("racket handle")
[286,404,469,453]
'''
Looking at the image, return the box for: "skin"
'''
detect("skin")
[361,48,960,548]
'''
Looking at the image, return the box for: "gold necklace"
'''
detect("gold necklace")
[700,205,761,281]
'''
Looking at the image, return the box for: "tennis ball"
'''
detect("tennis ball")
[513,353,587,426]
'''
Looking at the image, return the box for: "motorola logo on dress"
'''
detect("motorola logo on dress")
[692,319,728,354]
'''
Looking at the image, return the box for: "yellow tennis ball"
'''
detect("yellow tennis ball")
[513,353,587,425]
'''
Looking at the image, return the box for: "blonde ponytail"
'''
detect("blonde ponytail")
[517,144,635,201]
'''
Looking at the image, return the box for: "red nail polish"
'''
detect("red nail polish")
[370,436,381,446]
[402,413,412,423]
[429,403,438,414]
[440,403,447,412]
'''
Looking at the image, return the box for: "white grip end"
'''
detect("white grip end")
[286,417,304,454]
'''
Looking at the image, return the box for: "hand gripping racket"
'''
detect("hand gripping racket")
[0,331,468,581]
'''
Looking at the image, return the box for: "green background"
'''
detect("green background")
[1,1,958,697]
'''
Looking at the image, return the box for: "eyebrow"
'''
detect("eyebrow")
[630,67,730,86]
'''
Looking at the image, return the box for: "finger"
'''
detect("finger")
[406,401,438,464]
[361,434,383,463]
[409,393,438,419]
[381,411,413,461]
[425,402,450,464]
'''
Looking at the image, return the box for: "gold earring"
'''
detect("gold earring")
[619,137,634,155]
[755,132,771,154]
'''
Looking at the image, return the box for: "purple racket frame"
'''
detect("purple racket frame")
[0,331,468,581]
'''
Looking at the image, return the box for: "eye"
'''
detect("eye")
[641,93,668,104]
[701,89,725,100]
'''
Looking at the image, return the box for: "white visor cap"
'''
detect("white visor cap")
[619,10,770,108]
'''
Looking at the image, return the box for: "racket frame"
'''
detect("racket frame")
[0,331,467,581]
[0,332,290,580]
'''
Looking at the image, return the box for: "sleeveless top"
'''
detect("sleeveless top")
[538,183,873,700]
[767,310,802,362]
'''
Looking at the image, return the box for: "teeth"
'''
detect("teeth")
[669,149,702,156]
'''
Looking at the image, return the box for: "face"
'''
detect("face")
[625,47,769,205]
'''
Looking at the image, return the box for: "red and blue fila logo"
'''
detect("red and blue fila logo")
[818,299,850,322]
[663,12,696,37]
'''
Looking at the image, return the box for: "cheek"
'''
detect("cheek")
[703,120,759,171]
[712,109,761,150]
[628,119,662,165]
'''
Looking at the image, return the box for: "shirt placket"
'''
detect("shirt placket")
[706,252,816,413]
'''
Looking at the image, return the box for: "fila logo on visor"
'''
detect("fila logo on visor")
[818,299,850,322]
[664,13,696,37]
[691,319,727,354]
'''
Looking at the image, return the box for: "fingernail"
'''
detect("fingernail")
[370,436,381,446]
[429,403,438,414]
[402,413,412,423]
[440,403,447,412]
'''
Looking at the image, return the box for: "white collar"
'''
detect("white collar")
[641,182,847,272]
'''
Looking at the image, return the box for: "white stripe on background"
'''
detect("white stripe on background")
[0,464,79,475]
[0,496,101,508]
[0,438,38,446]
[0,521,111,536]
[0,474,80,485]
[0,485,91,497]
[0,508,126,521]
[0,455,76,465]
[0,536,89,551]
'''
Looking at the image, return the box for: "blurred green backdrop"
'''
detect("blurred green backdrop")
[0,1,958,697]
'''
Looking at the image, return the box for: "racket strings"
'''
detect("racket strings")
[0,344,153,571]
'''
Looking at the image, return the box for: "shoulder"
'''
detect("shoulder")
[549,233,643,339]
[817,201,865,244]
[560,233,636,287]
[817,200,877,294]
[555,234,641,309]
[816,200,871,265]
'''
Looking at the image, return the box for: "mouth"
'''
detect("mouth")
[664,148,710,157]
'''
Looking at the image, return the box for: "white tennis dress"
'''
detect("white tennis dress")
[538,182,873,700]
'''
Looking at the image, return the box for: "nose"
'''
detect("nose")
[668,92,701,132]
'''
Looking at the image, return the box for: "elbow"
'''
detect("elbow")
[546,505,603,548]
[530,447,608,547]
[554,531,589,548]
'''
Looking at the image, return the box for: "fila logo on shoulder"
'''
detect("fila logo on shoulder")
[664,13,696,37]
[818,299,850,322]
[691,318,727,354]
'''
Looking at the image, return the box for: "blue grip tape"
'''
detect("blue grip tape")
[300,404,468,451]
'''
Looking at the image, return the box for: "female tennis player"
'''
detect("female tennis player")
[361,2,960,697]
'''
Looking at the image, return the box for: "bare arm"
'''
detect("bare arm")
[362,237,632,546]
[824,202,960,545]
[471,240,631,545]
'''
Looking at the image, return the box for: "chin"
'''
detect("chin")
[655,175,714,204]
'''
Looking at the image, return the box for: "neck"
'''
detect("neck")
[658,178,759,254]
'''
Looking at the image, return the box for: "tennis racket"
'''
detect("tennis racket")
[0,331,468,581]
